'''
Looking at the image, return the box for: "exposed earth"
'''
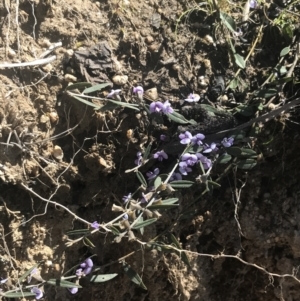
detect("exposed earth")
[0,0,300,300]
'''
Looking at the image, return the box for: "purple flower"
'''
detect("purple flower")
[221,137,234,147]
[185,93,200,103]
[150,101,164,113]
[76,268,83,277]
[31,287,43,300]
[153,150,168,161]
[162,100,174,114]
[160,134,167,141]
[191,133,205,146]
[27,268,38,284]
[122,193,132,203]
[123,213,129,220]
[181,153,198,166]
[80,258,93,275]
[179,131,193,144]
[134,152,143,165]
[203,143,218,153]
[179,161,192,175]
[146,168,160,180]
[141,193,148,203]
[196,153,212,169]
[68,287,78,294]
[133,86,144,94]
[91,221,100,229]
[249,0,258,8]
[169,172,182,181]
[107,89,122,99]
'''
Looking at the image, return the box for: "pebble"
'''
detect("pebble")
[144,87,158,100]
[64,73,77,82]
[112,75,128,86]
[42,63,53,73]
[52,145,64,161]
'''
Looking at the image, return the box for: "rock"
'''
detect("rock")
[112,75,128,86]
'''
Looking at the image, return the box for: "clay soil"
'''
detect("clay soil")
[1,0,300,300]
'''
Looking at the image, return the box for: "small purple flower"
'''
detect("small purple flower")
[196,153,212,169]
[80,258,93,275]
[150,101,164,113]
[160,134,167,141]
[181,153,198,166]
[31,287,43,300]
[162,100,174,114]
[153,150,168,161]
[27,268,38,284]
[203,143,218,153]
[133,86,144,94]
[68,287,78,294]
[191,133,205,146]
[179,161,192,175]
[123,213,129,220]
[107,89,122,99]
[146,168,160,180]
[169,172,182,181]
[90,221,100,229]
[179,131,193,144]
[76,268,83,277]
[221,137,234,147]
[122,193,132,203]
[185,93,200,103]
[249,0,258,9]
[135,152,143,165]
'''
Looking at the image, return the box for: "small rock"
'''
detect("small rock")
[145,35,154,44]
[40,115,50,123]
[49,111,59,123]
[39,38,52,48]
[64,73,77,82]
[144,87,158,101]
[7,48,16,58]
[52,145,64,161]
[42,63,53,73]
[112,75,128,86]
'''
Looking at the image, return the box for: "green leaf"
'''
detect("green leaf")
[83,83,112,94]
[103,99,139,111]
[136,171,148,187]
[226,147,257,159]
[143,142,152,161]
[108,225,120,235]
[90,273,118,283]
[169,180,194,188]
[131,218,157,230]
[255,89,277,98]
[207,180,221,188]
[236,158,257,169]
[235,104,254,116]
[169,234,191,267]
[168,111,196,124]
[162,198,179,205]
[3,292,36,298]
[147,204,179,210]
[154,176,162,190]
[216,153,232,164]
[66,229,91,236]
[228,78,239,90]
[268,76,292,86]
[280,46,290,57]
[234,53,246,69]
[70,95,102,108]
[65,82,92,91]
[122,262,147,290]
[97,102,118,111]
[18,263,40,283]
[83,237,96,248]
[220,11,237,32]
[47,279,82,288]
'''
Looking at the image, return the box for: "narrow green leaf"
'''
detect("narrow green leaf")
[105,99,140,111]
[235,104,254,116]
[154,176,162,190]
[255,89,277,98]
[168,111,197,125]
[220,11,237,33]
[136,171,148,187]
[162,198,179,205]
[169,234,191,267]
[139,216,144,235]
[207,180,221,188]
[122,262,147,290]
[90,273,118,283]
[236,159,257,170]
[226,147,257,158]
[83,83,112,94]
[108,225,120,235]
[18,264,40,283]
[83,237,96,248]
[97,102,117,111]
[216,153,232,164]
[66,229,91,236]
[147,204,179,210]
[65,82,92,91]
[70,95,102,108]
[234,53,246,69]
[3,292,36,298]
[131,218,157,230]
[268,77,292,86]
[169,180,194,188]
[47,279,82,288]
[228,78,239,90]
[143,142,152,161]
[280,46,290,57]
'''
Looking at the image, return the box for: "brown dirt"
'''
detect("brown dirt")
[0,0,300,300]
